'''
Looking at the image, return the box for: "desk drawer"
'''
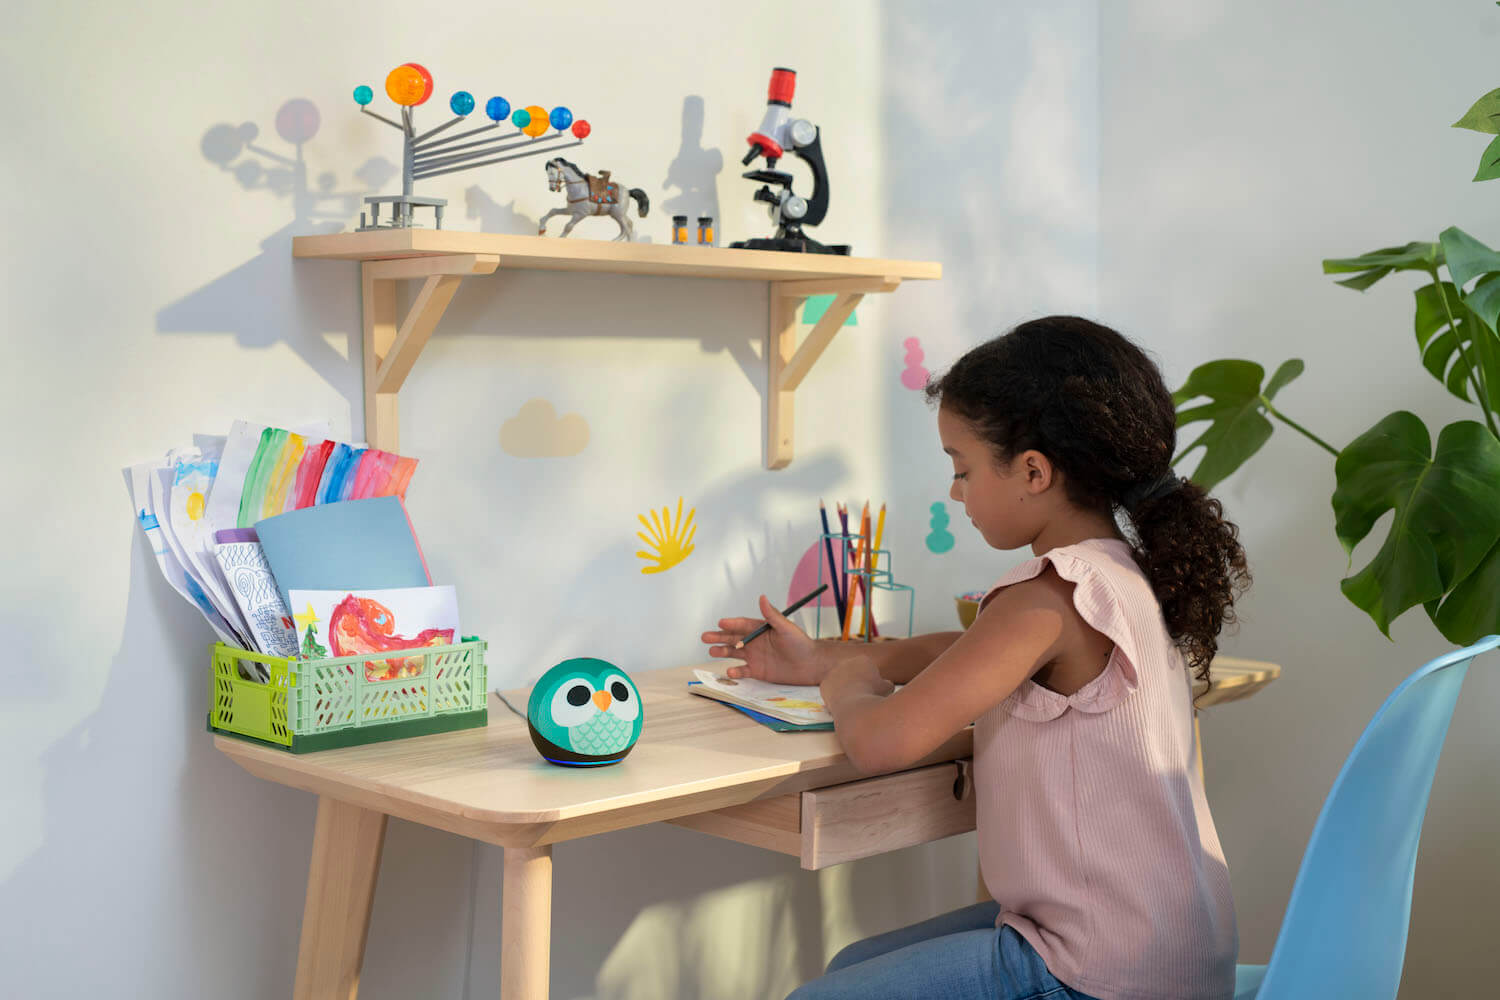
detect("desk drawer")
[801,759,976,869]
[666,759,976,869]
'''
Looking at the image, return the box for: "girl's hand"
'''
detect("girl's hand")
[700,595,827,686]
[820,658,896,703]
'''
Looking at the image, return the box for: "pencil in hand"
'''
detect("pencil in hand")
[733,584,829,649]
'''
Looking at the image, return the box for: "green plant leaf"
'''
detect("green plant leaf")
[1439,226,1500,288]
[1333,413,1500,637]
[1322,242,1442,290]
[1473,135,1500,181]
[1171,359,1303,490]
[1442,225,1500,339]
[1452,87,1500,134]
[1427,537,1500,644]
[1263,358,1305,397]
[1412,280,1500,407]
[1463,271,1500,334]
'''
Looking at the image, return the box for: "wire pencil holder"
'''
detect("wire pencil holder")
[812,531,915,641]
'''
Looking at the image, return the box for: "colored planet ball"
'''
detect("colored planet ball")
[522,104,549,137]
[549,106,573,130]
[405,62,434,103]
[386,62,433,106]
[526,657,644,767]
[275,98,320,144]
[571,119,591,139]
[353,85,373,106]
[450,90,475,116]
[486,96,511,122]
[511,108,531,128]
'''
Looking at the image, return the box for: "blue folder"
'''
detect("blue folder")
[255,496,431,615]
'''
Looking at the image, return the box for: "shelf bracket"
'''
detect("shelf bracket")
[766,276,902,469]
[360,253,500,451]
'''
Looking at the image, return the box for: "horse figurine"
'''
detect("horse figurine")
[540,157,650,241]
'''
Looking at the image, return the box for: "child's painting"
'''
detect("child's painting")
[288,584,461,681]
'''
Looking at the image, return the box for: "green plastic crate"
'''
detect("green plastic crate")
[208,637,488,753]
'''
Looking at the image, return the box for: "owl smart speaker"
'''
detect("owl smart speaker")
[527,657,644,766]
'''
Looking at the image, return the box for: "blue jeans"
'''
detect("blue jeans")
[787,901,1100,1000]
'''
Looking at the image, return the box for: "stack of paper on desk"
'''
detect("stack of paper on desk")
[689,669,835,728]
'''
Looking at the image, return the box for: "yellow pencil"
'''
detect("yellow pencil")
[841,530,861,640]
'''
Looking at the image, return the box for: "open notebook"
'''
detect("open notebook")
[688,669,835,731]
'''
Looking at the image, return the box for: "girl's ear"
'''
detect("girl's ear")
[1018,450,1056,492]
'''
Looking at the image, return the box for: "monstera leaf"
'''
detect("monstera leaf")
[1332,413,1500,638]
[1322,241,1441,291]
[1171,359,1306,490]
[1452,89,1500,180]
[1428,538,1500,644]
[1440,226,1500,331]
[1412,279,1500,406]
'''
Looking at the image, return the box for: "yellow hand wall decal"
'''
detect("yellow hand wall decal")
[636,497,697,574]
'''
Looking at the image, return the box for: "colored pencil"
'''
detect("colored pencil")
[841,519,861,640]
[819,499,846,625]
[864,503,876,638]
[870,503,886,638]
[837,503,852,634]
[735,583,830,648]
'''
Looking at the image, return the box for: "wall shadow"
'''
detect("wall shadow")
[0,529,316,995]
[157,98,392,400]
[662,95,724,243]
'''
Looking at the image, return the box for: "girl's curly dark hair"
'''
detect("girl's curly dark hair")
[924,315,1250,688]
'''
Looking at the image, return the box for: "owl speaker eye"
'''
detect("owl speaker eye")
[550,679,599,726]
[602,674,640,722]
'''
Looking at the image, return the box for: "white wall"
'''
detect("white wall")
[1,2,1098,998]
[18,1,1488,997]
[1099,1,1500,995]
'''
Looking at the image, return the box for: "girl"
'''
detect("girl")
[701,316,1250,1000]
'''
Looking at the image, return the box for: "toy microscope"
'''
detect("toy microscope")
[730,68,850,255]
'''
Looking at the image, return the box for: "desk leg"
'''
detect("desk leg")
[501,845,553,1000]
[1194,714,1205,785]
[293,796,388,1000]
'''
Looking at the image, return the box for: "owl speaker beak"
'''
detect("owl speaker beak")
[593,690,612,712]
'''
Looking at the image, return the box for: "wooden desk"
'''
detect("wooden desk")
[215,658,1280,1000]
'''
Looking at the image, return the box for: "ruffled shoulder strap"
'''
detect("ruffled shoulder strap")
[979,538,1145,718]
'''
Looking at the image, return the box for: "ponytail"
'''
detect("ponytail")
[1126,477,1250,688]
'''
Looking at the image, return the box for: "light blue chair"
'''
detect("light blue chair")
[1234,634,1500,999]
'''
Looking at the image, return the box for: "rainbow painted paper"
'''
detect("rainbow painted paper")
[233,427,418,529]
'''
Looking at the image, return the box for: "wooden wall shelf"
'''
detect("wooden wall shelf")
[291,230,941,468]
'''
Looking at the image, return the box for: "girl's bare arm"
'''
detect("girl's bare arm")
[819,631,964,685]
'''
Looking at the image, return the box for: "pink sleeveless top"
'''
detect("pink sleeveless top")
[974,537,1236,1000]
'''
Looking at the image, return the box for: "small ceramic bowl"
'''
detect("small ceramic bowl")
[955,590,988,629]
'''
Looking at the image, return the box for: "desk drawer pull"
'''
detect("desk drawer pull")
[953,758,973,801]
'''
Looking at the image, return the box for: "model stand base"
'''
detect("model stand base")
[358,194,448,231]
[730,235,850,255]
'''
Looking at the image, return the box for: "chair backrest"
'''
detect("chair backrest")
[1257,634,1500,999]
